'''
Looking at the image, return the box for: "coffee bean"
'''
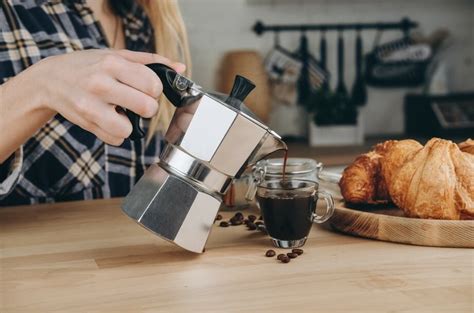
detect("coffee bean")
[230,218,243,226]
[287,252,298,259]
[255,221,264,226]
[265,250,276,257]
[292,248,304,255]
[219,221,229,227]
[277,254,286,261]
[247,222,257,230]
[234,212,244,220]
[230,215,243,224]
[248,215,257,222]
[280,256,290,263]
[215,214,223,221]
[244,219,250,225]
[257,224,267,234]
[258,216,263,220]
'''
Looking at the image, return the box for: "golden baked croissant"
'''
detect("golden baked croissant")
[380,140,423,194]
[385,138,474,220]
[459,139,474,154]
[339,140,398,204]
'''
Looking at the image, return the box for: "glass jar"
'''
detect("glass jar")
[221,158,323,210]
[255,157,323,182]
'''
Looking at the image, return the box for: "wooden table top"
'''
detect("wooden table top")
[1,198,472,313]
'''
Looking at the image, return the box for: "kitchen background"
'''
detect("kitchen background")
[179,0,474,142]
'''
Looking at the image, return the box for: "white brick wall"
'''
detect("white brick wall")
[179,0,474,135]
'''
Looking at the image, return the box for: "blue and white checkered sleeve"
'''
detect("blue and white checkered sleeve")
[0,148,23,198]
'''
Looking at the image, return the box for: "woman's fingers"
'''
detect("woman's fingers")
[92,124,126,146]
[115,49,186,73]
[110,58,163,99]
[67,94,133,141]
[95,76,159,118]
[171,62,187,74]
[115,49,171,65]
[90,50,188,118]
[92,102,133,139]
[72,110,127,146]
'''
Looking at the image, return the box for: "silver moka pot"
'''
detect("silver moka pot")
[122,64,287,253]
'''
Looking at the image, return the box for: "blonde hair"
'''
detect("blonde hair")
[137,0,192,143]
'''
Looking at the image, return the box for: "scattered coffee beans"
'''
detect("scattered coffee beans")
[265,250,276,257]
[219,221,230,227]
[218,212,307,265]
[292,248,304,255]
[287,252,298,259]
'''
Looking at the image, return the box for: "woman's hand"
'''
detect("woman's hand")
[0,49,185,163]
[33,49,185,145]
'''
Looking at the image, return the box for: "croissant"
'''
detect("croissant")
[459,138,474,154]
[385,138,474,220]
[380,140,423,194]
[339,140,398,204]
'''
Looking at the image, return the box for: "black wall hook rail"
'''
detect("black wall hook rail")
[253,18,418,35]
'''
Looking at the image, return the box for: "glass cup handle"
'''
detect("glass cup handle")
[312,190,335,223]
[245,167,265,201]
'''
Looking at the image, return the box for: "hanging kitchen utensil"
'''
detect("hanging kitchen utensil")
[351,28,368,106]
[264,31,302,84]
[297,31,312,104]
[333,30,357,125]
[294,32,330,104]
[292,31,330,119]
[319,30,329,91]
[336,30,348,97]
[365,28,432,87]
[293,34,329,95]
[311,30,334,125]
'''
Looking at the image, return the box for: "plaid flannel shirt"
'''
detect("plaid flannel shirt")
[0,0,163,206]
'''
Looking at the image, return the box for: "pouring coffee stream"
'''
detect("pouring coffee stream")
[282,150,289,182]
[122,63,287,253]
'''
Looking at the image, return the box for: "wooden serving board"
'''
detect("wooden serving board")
[329,201,474,248]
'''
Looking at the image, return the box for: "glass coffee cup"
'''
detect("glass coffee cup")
[255,179,334,248]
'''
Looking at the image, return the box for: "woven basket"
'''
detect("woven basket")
[217,50,271,123]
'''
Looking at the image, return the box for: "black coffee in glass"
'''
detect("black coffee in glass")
[257,194,314,241]
[256,179,334,249]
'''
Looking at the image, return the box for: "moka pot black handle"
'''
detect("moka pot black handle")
[126,63,185,140]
